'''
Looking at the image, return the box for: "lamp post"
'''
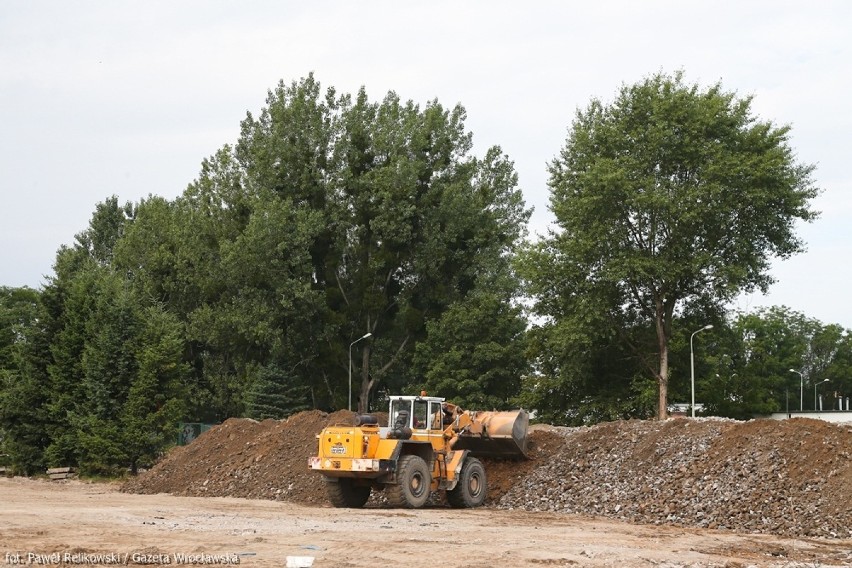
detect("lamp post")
[349,332,373,412]
[815,379,829,411]
[690,324,713,418]
[789,369,803,412]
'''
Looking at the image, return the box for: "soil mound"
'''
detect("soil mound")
[123,412,852,538]
[122,410,558,506]
[122,410,359,504]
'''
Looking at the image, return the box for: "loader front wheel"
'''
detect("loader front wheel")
[447,457,487,508]
[386,455,431,508]
[324,477,371,508]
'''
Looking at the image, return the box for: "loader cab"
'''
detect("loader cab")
[389,395,445,432]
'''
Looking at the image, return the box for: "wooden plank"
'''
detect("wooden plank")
[49,473,77,480]
[46,467,76,474]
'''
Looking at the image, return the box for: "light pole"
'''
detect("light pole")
[815,379,829,411]
[349,332,372,412]
[789,369,803,412]
[690,324,713,418]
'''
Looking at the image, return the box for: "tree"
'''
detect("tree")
[2,196,195,475]
[411,285,528,409]
[106,75,529,419]
[823,332,852,410]
[36,199,137,470]
[113,192,246,421]
[42,246,100,467]
[0,286,50,474]
[521,71,819,421]
[235,75,530,412]
[514,313,658,425]
[121,306,189,473]
[70,268,140,475]
[722,307,851,414]
[244,363,310,420]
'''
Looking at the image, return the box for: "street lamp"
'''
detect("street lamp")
[789,369,804,412]
[348,332,373,411]
[815,379,830,411]
[690,324,713,418]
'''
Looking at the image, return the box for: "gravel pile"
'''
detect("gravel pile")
[123,412,852,539]
[497,418,852,539]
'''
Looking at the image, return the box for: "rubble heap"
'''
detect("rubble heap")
[498,418,852,538]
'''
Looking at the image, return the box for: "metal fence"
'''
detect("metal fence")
[177,422,216,446]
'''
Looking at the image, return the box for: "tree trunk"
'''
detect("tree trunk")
[356,333,410,413]
[358,342,371,413]
[655,301,669,421]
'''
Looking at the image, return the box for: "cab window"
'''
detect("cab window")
[429,401,443,431]
[413,400,429,429]
[390,400,411,428]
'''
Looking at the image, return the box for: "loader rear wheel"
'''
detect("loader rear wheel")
[324,477,371,508]
[386,455,431,508]
[447,457,487,508]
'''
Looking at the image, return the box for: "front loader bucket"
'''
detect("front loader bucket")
[453,410,529,459]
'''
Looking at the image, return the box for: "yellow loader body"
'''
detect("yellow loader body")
[309,395,528,508]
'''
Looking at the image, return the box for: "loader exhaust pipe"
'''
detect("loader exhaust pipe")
[451,409,529,459]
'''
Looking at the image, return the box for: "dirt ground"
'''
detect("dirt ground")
[2,478,850,568]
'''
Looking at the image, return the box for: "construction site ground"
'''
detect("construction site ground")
[2,411,852,567]
[2,477,851,568]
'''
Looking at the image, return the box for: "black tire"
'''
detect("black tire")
[386,455,431,508]
[447,457,487,508]
[324,477,371,508]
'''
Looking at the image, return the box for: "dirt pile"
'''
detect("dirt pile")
[123,413,852,538]
[122,410,359,504]
[498,418,852,538]
[122,409,559,506]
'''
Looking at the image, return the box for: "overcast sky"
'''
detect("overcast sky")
[2,1,850,327]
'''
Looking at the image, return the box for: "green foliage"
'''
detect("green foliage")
[412,288,528,409]
[695,307,852,417]
[0,286,50,474]
[40,264,190,475]
[121,306,189,473]
[75,196,134,266]
[1,200,192,475]
[245,364,310,420]
[515,319,657,426]
[226,77,529,409]
[520,71,819,422]
[0,287,40,369]
[0,75,532,475]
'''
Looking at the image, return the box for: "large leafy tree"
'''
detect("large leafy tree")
[232,75,530,412]
[521,72,819,421]
[113,75,529,417]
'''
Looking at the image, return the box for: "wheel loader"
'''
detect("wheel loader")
[308,393,528,508]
